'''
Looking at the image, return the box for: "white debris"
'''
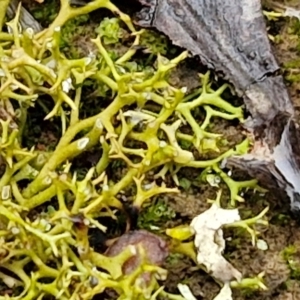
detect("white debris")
[181,86,188,93]
[1,275,20,288]
[213,283,232,300]
[62,78,73,93]
[190,203,242,283]
[284,7,300,20]
[177,284,197,300]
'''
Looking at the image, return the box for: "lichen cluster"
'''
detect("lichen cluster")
[0,0,270,299]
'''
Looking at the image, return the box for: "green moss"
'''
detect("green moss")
[32,0,58,25]
[291,19,300,36]
[166,253,185,266]
[285,73,300,83]
[178,139,193,150]
[271,213,292,226]
[95,17,124,45]
[60,14,92,58]
[138,199,176,230]
[288,19,300,53]
[140,29,171,55]
[284,59,300,69]
[282,245,300,279]
[179,177,191,191]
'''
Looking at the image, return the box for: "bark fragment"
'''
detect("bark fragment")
[135,0,300,212]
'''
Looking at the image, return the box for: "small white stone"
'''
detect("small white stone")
[83,218,90,226]
[181,86,187,93]
[257,239,268,251]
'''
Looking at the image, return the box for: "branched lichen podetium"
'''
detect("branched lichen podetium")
[0,0,268,299]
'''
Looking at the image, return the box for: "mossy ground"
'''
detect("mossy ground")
[3,0,300,299]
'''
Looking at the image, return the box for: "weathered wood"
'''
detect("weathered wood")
[135,0,300,212]
[6,0,43,33]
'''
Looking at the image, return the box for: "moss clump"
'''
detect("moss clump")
[32,0,58,26]
[95,17,125,45]
[138,199,176,230]
[283,245,300,279]
[140,29,171,55]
